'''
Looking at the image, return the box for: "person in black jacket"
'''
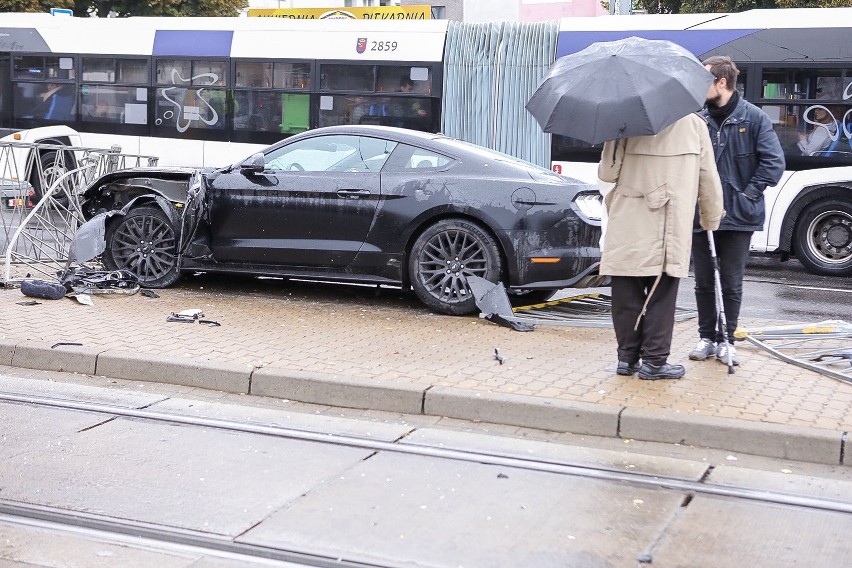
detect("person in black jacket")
[690,56,785,366]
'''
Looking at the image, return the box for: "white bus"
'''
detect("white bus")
[550,8,852,277]
[0,13,446,176]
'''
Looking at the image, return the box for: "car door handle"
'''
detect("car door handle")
[337,189,371,199]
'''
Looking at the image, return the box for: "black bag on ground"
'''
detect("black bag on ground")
[21,279,67,300]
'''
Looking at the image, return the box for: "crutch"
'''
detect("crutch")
[707,230,735,374]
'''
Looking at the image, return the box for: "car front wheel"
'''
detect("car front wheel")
[409,218,503,315]
[103,205,180,288]
[794,198,852,276]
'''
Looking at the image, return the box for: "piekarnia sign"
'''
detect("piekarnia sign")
[248,6,431,19]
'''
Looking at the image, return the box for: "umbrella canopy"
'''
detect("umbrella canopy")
[526,36,714,145]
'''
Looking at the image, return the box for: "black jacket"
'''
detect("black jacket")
[699,97,785,231]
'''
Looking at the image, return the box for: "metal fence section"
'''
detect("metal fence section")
[0,141,158,285]
[735,320,852,385]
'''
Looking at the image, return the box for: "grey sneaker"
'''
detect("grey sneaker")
[689,338,716,361]
[716,342,740,366]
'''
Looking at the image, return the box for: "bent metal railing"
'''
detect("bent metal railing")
[0,141,158,284]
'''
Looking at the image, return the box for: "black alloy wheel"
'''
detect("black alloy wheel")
[103,205,180,288]
[409,218,503,315]
[794,198,852,276]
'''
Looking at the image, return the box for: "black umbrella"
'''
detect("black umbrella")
[526,36,714,145]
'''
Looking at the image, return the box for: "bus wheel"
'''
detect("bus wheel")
[29,151,70,205]
[409,219,503,315]
[794,198,852,276]
[103,206,181,288]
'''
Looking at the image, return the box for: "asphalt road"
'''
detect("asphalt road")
[676,254,852,324]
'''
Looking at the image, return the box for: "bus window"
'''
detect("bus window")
[0,55,9,126]
[80,57,149,133]
[273,62,311,90]
[233,61,312,142]
[320,64,374,91]
[154,59,228,139]
[759,68,852,160]
[377,66,432,94]
[14,55,75,81]
[14,82,76,122]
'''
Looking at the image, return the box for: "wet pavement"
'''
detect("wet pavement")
[1,270,851,463]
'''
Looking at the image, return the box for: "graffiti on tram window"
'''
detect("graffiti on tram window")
[156,68,226,133]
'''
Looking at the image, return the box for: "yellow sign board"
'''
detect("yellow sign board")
[248,6,431,20]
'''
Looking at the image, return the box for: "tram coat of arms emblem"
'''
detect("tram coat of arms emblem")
[356,38,367,54]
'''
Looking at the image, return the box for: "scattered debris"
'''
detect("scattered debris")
[59,268,139,296]
[15,301,41,306]
[70,294,93,306]
[199,319,221,327]
[497,473,509,479]
[140,289,160,298]
[494,348,506,365]
[167,309,218,326]
[51,342,83,349]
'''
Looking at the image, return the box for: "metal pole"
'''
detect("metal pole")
[708,230,735,374]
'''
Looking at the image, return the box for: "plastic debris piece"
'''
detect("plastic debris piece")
[725,455,738,461]
[497,473,508,479]
[637,554,653,563]
[199,319,221,327]
[16,300,41,306]
[72,294,93,306]
[51,342,83,349]
[140,289,160,298]
[494,348,505,365]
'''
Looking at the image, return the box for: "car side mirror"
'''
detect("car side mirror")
[239,153,266,175]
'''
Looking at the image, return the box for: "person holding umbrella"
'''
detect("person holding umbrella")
[598,114,724,380]
[689,56,785,367]
[526,36,725,380]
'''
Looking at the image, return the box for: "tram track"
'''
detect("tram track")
[3,390,852,517]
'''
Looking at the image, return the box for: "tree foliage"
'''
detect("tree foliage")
[0,0,248,17]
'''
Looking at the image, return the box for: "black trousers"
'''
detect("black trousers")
[610,274,679,366]
[691,230,753,343]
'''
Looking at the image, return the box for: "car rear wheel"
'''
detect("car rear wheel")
[103,205,180,288]
[794,198,852,276]
[409,218,503,315]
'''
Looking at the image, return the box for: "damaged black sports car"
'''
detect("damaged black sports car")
[80,125,605,315]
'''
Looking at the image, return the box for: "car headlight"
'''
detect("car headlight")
[573,192,603,222]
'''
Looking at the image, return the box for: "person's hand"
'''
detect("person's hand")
[798,132,807,141]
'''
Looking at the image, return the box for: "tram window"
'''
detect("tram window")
[116,59,149,84]
[376,66,431,94]
[320,64,374,92]
[193,61,227,86]
[273,62,311,90]
[83,58,115,82]
[14,56,44,80]
[318,93,434,131]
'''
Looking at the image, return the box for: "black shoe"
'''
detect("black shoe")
[637,362,685,380]
[616,361,638,376]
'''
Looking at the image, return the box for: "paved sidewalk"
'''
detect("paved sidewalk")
[1,275,850,464]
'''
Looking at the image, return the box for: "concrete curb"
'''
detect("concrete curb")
[251,367,425,415]
[0,343,847,465]
[0,339,15,367]
[620,407,844,465]
[425,386,620,437]
[11,340,100,375]
[96,350,252,394]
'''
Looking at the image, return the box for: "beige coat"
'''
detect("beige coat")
[598,113,724,278]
